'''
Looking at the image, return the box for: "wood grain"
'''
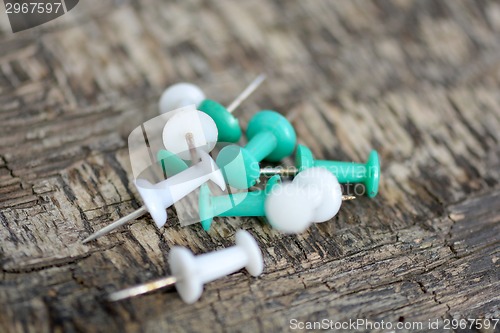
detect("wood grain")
[0,0,499,332]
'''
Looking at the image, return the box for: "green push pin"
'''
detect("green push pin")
[295,145,380,198]
[216,110,297,189]
[261,145,380,198]
[198,175,281,230]
[199,168,357,232]
[160,74,266,143]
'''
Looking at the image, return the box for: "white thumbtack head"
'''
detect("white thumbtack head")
[159,83,206,114]
[162,107,218,160]
[264,167,343,233]
[107,230,263,304]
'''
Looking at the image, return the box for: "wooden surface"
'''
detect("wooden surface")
[1,0,499,332]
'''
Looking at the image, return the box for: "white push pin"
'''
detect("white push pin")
[264,167,343,233]
[107,230,263,304]
[83,150,225,243]
[159,73,266,114]
[82,109,223,243]
[162,106,218,160]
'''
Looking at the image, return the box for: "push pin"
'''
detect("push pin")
[155,104,219,176]
[107,230,263,304]
[159,74,266,142]
[296,146,380,197]
[82,108,224,243]
[200,168,353,233]
[216,110,296,189]
[160,106,218,160]
[199,175,281,230]
[260,145,380,198]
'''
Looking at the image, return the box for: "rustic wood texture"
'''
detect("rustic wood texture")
[1,0,499,332]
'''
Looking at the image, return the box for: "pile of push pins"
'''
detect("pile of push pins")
[82,74,380,304]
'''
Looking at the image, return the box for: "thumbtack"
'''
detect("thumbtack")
[216,110,297,189]
[83,149,226,243]
[159,74,266,142]
[296,145,380,198]
[153,104,218,179]
[107,230,263,304]
[161,106,218,161]
[199,175,281,231]
[83,113,224,243]
[156,103,217,177]
[200,168,354,232]
[260,145,380,198]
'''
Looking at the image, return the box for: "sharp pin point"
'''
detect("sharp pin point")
[82,206,148,244]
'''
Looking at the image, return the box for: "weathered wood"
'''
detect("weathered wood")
[0,0,499,332]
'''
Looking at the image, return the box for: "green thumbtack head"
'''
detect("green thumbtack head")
[216,110,297,189]
[364,150,380,198]
[245,111,297,161]
[198,100,242,143]
[199,175,281,231]
[157,149,189,177]
[295,145,314,171]
[295,145,380,198]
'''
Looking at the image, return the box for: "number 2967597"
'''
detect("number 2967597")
[5,2,63,14]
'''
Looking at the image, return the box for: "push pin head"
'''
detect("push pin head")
[162,107,218,161]
[217,111,296,189]
[107,230,263,304]
[265,167,342,233]
[159,83,206,114]
[295,145,380,198]
[198,99,241,143]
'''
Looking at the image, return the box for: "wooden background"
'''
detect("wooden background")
[1,0,499,332]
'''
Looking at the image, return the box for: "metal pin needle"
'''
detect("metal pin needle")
[83,132,201,244]
[82,206,148,243]
[185,132,199,162]
[226,73,266,113]
[107,276,177,302]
